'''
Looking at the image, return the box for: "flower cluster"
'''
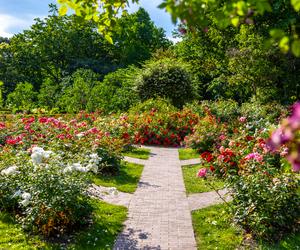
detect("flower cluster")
[268,102,300,171]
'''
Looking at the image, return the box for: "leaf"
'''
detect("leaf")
[292,40,300,57]
[269,29,285,39]
[291,0,300,11]
[279,36,290,53]
[59,5,68,16]
[104,34,113,44]
[231,17,240,27]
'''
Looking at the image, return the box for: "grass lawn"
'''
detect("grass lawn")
[0,199,127,250]
[122,147,151,160]
[192,203,243,250]
[178,148,199,160]
[92,161,143,193]
[192,203,300,250]
[182,164,225,194]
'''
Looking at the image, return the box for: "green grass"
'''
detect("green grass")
[178,148,199,160]
[0,199,127,250]
[192,203,244,250]
[122,147,151,160]
[182,164,225,194]
[92,161,144,193]
[192,203,300,250]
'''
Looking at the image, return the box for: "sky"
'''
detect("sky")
[0,0,178,41]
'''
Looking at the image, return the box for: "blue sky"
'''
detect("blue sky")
[0,0,177,41]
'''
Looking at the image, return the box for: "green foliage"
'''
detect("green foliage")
[112,8,171,66]
[128,98,177,114]
[135,59,196,108]
[184,112,224,152]
[6,82,37,111]
[96,147,122,175]
[91,67,139,113]
[229,170,300,241]
[59,69,99,113]
[0,152,91,237]
[37,78,60,110]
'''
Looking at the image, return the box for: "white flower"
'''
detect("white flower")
[31,151,43,165]
[31,146,52,165]
[63,165,74,173]
[20,199,30,207]
[86,163,98,174]
[1,165,18,175]
[21,192,31,200]
[20,192,31,207]
[76,133,84,138]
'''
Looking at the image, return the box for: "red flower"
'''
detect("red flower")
[200,152,213,162]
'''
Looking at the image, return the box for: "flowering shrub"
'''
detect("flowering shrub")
[184,110,225,152]
[268,102,300,172]
[229,167,300,241]
[128,107,198,147]
[0,147,91,236]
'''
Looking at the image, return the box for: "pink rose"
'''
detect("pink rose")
[197,168,208,178]
[239,117,247,123]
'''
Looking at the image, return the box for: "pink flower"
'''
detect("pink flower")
[239,117,247,123]
[219,134,226,141]
[244,152,263,162]
[197,168,208,178]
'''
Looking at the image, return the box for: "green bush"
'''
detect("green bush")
[0,148,91,236]
[6,82,37,111]
[240,101,287,123]
[91,67,139,113]
[135,58,196,108]
[58,69,100,113]
[229,169,300,242]
[128,98,177,114]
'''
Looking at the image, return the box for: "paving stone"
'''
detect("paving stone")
[114,147,197,250]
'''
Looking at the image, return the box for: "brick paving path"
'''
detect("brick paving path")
[114,147,197,250]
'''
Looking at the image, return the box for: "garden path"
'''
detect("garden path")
[114,146,197,250]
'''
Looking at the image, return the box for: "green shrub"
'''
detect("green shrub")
[38,78,61,110]
[128,98,177,114]
[240,101,287,123]
[0,148,91,236]
[229,168,300,242]
[135,59,196,108]
[91,67,139,113]
[58,69,99,113]
[184,111,225,152]
[6,82,37,111]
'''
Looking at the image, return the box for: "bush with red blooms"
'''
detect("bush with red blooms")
[128,107,199,147]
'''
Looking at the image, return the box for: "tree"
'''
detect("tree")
[112,8,171,66]
[58,69,100,113]
[6,82,37,111]
[0,5,114,92]
[59,0,300,56]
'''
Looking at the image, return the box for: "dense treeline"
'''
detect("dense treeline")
[0,2,300,113]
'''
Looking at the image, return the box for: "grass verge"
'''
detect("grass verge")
[92,161,143,193]
[0,199,127,250]
[192,203,300,250]
[182,164,225,194]
[178,148,199,160]
[122,147,151,160]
